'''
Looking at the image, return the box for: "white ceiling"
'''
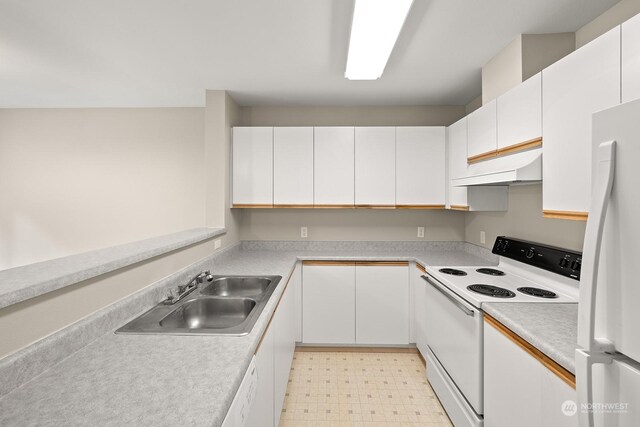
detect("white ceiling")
[0,0,619,107]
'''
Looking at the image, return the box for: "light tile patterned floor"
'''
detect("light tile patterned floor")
[279,350,453,427]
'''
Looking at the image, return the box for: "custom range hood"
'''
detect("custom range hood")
[452,149,542,187]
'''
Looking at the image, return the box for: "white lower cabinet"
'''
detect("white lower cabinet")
[355,264,409,345]
[302,262,409,345]
[413,264,428,357]
[246,274,296,427]
[273,274,296,426]
[302,263,356,344]
[484,318,577,427]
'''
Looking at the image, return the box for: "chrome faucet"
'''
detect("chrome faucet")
[164,270,214,304]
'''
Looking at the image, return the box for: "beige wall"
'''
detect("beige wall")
[521,33,575,80]
[241,209,466,242]
[0,108,206,270]
[465,185,586,252]
[576,0,640,48]
[240,105,465,127]
[205,91,243,248]
[482,36,523,105]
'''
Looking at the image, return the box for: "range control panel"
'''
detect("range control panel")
[492,236,582,280]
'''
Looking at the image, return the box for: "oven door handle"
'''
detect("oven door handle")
[421,275,475,317]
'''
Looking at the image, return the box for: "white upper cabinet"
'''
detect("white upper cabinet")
[446,117,468,209]
[623,13,640,103]
[497,73,542,150]
[542,26,621,218]
[396,127,446,207]
[313,127,355,206]
[354,127,396,206]
[232,127,273,206]
[467,99,497,161]
[273,127,314,206]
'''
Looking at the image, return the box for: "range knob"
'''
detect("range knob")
[571,260,582,271]
[559,258,569,268]
[525,248,535,259]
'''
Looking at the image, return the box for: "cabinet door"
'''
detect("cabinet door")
[291,262,303,342]
[396,127,446,207]
[354,127,396,206]
[446,117,468,209]
[232,127,273,206]
[314,127,355,206]
[246,322,274,427]
[497,73,542,150]
[623,13,640,103]
[274,277,296,426]
[355,264,409,345]
[540,367,578,427]
[413,264,428,358]
[273,127,314,206]
[302,263,356,344]
[467,99,497,160]
[542,27,620,217]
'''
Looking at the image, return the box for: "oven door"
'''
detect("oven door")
[423,273,483,414]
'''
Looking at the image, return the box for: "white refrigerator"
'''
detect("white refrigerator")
[576,98,640,427]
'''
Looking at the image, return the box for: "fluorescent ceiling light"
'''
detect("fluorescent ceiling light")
[345,0,414,80]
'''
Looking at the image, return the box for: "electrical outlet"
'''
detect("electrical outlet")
[417,227,425,238]
[480,231,486,245]
[301,227,308,238]
[214,239,222,250]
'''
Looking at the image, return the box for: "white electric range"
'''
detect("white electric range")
[420,236,581,427]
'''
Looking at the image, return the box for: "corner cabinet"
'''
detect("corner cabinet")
[232,127,273,207]
[623,13,640,103]
[354,127,396,207]
[446,117,469,210]
[396,127,446,208]
[484,315,577,427]
[542,26,621,220]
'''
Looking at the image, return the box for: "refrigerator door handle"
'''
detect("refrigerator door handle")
[578,141,616,353]
[575,349,613,427]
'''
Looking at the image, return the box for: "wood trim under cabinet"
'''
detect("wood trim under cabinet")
[467,150,498,164]
[354,204,396,209]
[543,210,588,221]
[496,137,542,156]
[484,314,576,389]
[449,205,470,211]
[273,204,315,209]
[232,204,273,209]
[395,204,446,210]
[355,261,409,267]
[416,263,426,273]
[313,204,356,209]
[302,260,356,266]
[296,346,419,354]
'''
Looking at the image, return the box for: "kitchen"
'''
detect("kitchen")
[1,0,639,426]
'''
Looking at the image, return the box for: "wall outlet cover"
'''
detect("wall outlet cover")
[417,227,425,238]
[301,227,308,238]
[214,239,222,250]
[480,231,486,244]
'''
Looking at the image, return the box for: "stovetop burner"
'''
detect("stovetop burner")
[439,268,467,276]
[517,287,558,298]
[467,284,516,298]
[476,268,506,276]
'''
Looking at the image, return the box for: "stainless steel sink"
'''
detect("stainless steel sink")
[200,277,272,297]
[116,275,281,336]
[160,297,257,329]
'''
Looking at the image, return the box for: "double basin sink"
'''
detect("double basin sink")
[117,275,281,336]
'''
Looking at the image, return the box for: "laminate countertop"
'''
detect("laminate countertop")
[483,302,579,374]
[0,245,493,427]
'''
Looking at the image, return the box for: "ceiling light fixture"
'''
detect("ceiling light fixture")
[345,0,414,80]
